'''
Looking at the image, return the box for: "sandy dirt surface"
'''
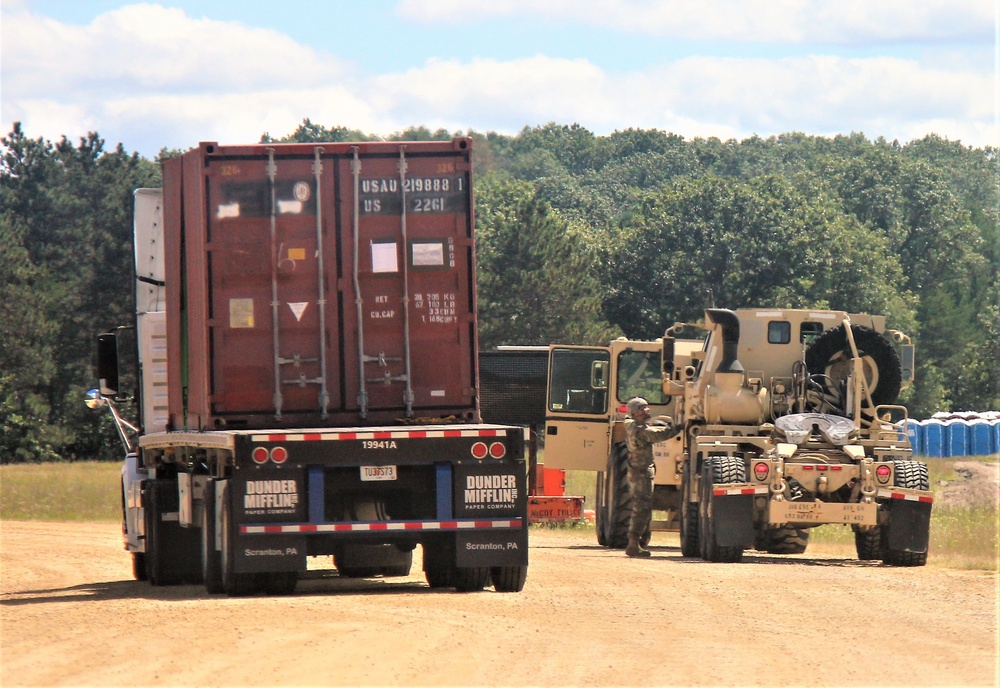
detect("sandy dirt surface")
[1,521,997,687]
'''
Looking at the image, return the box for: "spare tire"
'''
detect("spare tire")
[805,324,902,414]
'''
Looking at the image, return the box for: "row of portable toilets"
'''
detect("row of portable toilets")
[903,413,1000,458]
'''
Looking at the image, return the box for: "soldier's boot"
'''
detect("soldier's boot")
[626,537,651,558]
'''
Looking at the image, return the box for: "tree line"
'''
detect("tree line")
[2,120,996,461]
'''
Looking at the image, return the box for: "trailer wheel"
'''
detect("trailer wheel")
[601,442,632,549]
[201,479,224,594]
[219,481,263,596]
[698,457,745,563]
[679,459,699,557]
[853,526,882,560]
[490,566,527,593]
[422,540,453,588]
[452,566,490,592]
[882,461,930,567]
[381,550,414,578]
[805,324,902,418]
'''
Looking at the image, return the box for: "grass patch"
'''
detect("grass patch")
[0,462,122,521]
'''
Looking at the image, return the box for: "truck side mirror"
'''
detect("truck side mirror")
[591,360,608,390]
[899,344,914,384]
[97,332,120,397]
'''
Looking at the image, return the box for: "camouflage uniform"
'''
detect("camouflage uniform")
[624,398,678,553]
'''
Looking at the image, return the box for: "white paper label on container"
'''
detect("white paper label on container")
[230,298,255,328]
[371,242,398,273]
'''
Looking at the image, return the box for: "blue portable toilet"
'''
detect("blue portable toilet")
[990,419,1000,455]
[903,418,923,455]
[968,419,992,456]
[944,419,969,458]
[922,419,945,458]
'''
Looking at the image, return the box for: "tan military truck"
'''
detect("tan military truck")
[543,307,933,566]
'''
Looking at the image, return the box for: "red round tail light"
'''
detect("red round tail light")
[489,442,507,459]
[270,446,289,464]
[753,462,770,481]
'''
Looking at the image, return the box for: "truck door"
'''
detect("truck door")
[543,347,611,471]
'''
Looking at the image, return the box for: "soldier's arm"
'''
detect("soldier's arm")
[640,423,678,443]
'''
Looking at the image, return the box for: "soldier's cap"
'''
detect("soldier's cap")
[626,397,650,417]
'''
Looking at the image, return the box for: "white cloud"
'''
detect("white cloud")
[1,2,994,157]
[396,0,993,44]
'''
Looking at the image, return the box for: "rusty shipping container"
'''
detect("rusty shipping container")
[162,138,479,431]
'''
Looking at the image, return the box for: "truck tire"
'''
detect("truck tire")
[452,566,490,592]
[594,472,608,546]
[602,443,632,549]
[882,461,930,567]
[264,572,298,595]
[381,550,414,578]
[143,479,202,586]
[679,459,699,557]
[805,325,902,416]
[490,566,527,593]
[201,479,224,594]
[131,552,148,581]
[755,527,810,554]
[122,486,147,581]
[698,457,746,563]
[853,526,882,560]
[219,481,263,596]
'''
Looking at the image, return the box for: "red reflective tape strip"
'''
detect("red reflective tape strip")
[303,433,323,441]
[919,495,934,503]
[408,430,428,439]
[444,430,462,437]
[339,433,357,440]
[241,519,523,534]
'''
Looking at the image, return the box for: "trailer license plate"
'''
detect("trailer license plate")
[360,465,397,482]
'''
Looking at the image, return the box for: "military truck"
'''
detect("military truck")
[88,138,530,596]
[543,307,933,565]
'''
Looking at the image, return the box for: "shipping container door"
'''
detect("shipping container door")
[338,147,474,417]
[206,151,340,419]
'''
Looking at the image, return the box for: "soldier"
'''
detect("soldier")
[624,397,678,558]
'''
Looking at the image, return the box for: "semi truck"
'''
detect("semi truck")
[542,307,933,565]
[89,138,529,595]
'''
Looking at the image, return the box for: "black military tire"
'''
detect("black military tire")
[854,526,883,560]
[698,457,746,563]
[424,566,452,589]
[755,527,810,554]
[452,566,490,592]
[594,472,608,547]
[602,443,632,549]
[679,459,700,557]
[201,479,224,594]
[805,324,902,416]
[490,566,527,592]
[882,461,930,567]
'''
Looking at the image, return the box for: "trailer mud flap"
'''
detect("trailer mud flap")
[456,529,528,568]
[235,534,307,573]
[885,500,932,553]
[711,493,755,548]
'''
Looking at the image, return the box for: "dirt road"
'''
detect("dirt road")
[1,521,997,687]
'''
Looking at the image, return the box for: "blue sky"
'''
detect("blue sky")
[2,0,996,158]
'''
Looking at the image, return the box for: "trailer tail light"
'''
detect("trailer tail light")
[252,447,269,465]
[876,464,892,484]
[753,462,769,481]
[471,442,489,459]
[270,446,289,464]
[489,442,507,459]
